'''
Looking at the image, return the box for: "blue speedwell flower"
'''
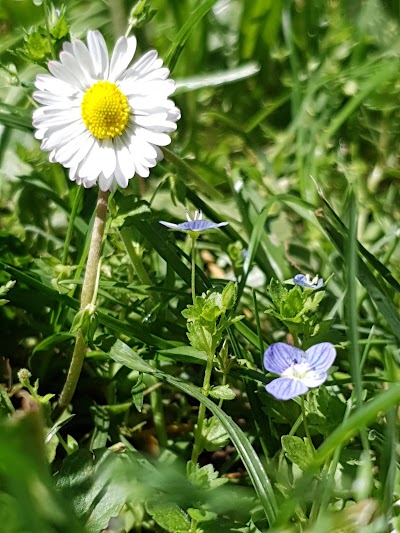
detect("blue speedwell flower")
[264,342,336,400]
[159,209,228,233]
[293,273,324,289]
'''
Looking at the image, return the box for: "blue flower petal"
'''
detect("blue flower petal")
[159,221,179,229]
[266,377,308,400]
[293,274,324,289]
[263,343,304,375]
[159,219,228,233]
[305,343,336,372]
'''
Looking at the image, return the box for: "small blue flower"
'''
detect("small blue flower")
[160,209,228,233]
[293,273,324,289]
[263,342,336,400]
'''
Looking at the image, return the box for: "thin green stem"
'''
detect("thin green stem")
[52,189,109,420]
[191,236,197,303]
[147,372,168,449]
[191,349,214,464]
[301,395,314,453]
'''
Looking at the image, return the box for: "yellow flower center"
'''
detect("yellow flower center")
[81,81,130,140]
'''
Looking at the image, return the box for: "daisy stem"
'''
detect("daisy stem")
[191,236,197,304]
[52,189,109,420]
[300,395,314,453]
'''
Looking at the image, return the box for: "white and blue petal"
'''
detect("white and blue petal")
[263,343,304,375]
[159,218,228,233]
[305,343,336,372]
[293,274,324,289]
[266,378,308,400]
[301,371,327,388]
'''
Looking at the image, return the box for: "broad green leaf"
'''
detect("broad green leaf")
[55,448,129,533]
[281,436,314,471]
[146,500,190,532]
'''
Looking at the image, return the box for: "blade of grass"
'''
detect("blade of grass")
[164,0,219,72]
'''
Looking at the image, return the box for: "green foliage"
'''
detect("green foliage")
[266,279,326,341]
[2,0,400,531]
[183,282,242,354]
[14,5,69,65]
[281,436,314,471]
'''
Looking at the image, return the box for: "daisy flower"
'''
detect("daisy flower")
[159,209,228,233]
[264,342,336,400]
[32,30,180,191]
[293,273,324,289]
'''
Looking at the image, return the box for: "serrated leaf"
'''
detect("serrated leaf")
[25,31,51,60]
[187,462,227,491]
[50,16,69,39]
[281,436,314,471]
[146,500,190,532]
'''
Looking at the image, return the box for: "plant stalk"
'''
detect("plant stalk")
[53,189,109,420]
[191,349,214,464]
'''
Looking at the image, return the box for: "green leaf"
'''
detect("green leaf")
[0,410,85,532]
[157,346,207,365]
[317,211,400,342]
[281,436,314,471]
[209,385,236,401]
[109,340,278,525]
[33,332,75,354]
[146,500,190,532]
[50,15,68,39]
[187,462,227,491]
[0,385,14,417]
[202,416,230,452]
[221,282,237,310]
[55,448,129,533]
[187,507,217,523]
[164,0,219,72]
[25,30,51,60]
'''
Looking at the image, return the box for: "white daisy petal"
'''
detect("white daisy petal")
[114,137,135,180]
[74,139,103,177]
[109,36,137,81]
[99,139,117,179]
[35,74,78,97]
[32,30,180,190]
[59,51,93,87]
[87,30,109,78]
[48,60,85,91]
[33,91,70,106]
[135,127,172,146]
[71,40,97,80]
[98,173,116,192]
